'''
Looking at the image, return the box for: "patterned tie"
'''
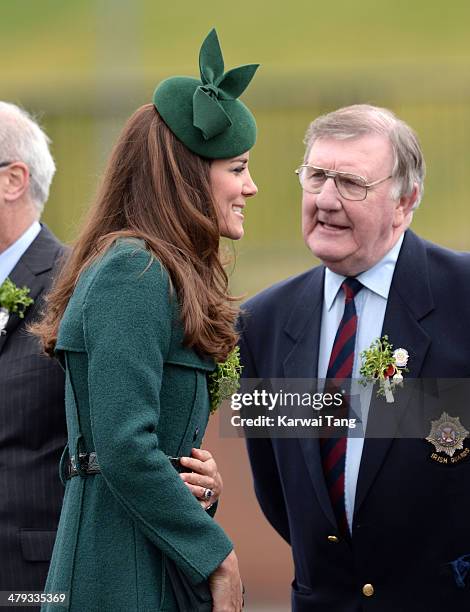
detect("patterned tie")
[320,277,363,534]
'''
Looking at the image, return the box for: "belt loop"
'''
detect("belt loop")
[59,444,70,485]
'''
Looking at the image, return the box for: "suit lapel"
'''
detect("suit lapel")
[355,230,434,516]
[282,266,339,528]
[0,226,60,356]
[282,265,324,380]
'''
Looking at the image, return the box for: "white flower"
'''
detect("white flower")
[392,372,403,384]
[0,307,9,332]
[393,348,409,368]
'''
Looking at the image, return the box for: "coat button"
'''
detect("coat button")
[362,584,374,597]
[193,427,200,441]
[327,535,339,543]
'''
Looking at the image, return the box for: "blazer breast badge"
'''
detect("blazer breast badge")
[426,412,470,465]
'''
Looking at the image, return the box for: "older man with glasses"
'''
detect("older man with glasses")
[239,104,470,611]
[0,102,66,609]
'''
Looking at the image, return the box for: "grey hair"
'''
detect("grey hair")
[0,101,56,215]
[303,104,425,209]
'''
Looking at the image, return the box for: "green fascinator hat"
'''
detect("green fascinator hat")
[153,28,259,159]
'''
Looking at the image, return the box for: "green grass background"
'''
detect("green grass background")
[2,0,469,295]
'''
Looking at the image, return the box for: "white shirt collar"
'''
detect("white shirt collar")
[324,233,405,311]
[0,221,42,285]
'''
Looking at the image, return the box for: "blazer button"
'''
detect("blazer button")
[193,427,200,442]
[362,584,374,597]
[327,535,339,543]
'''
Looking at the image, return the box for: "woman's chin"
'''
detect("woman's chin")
[222,225,244,240]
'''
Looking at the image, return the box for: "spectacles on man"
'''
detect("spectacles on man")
[0,161,12,169]
[295,165,392,201]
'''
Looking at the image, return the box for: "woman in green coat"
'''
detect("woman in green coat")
[33,29,258,612]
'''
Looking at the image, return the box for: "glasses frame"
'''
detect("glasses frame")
[0,161,12,169]
[295,164,393,201]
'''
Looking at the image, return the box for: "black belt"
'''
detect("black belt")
[66,452,101,479]
[66,453,190,479]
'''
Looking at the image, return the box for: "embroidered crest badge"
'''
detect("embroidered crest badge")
[426,412,470,464]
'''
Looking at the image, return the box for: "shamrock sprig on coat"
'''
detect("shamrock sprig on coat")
[0,278,34,334]
[208,346,243,413]
[360,335,409,403]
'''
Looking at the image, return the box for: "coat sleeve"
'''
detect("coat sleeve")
[82,245,233,584]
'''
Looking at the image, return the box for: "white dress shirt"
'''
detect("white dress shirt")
[317,233,404,531]
[0,221,41,285]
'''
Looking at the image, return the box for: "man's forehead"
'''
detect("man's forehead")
[307,133,393,175]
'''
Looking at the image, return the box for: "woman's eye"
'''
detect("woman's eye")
[232,166,245,174]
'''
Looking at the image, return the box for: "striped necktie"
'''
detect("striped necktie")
[320,277,363,534]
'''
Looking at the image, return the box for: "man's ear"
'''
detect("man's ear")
[393,183,419,227]
[3,162,30,203]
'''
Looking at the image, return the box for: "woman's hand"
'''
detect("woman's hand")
[209,550,243,611]
[179,448,223,509]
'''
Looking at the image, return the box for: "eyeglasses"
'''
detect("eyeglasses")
[295,165,392,201]
[0,161,12,169]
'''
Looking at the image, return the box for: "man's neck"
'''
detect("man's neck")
[0,202,39,253]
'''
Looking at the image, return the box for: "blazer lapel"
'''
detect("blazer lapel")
[355,230,434,516]
[282,265,324,380]
[0,226,60,356]
[282,265,339,528]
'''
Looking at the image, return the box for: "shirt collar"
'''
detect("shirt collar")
[324,233,405,311]
[0,221,42,285]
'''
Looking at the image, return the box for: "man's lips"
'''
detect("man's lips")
[317,220,350,231]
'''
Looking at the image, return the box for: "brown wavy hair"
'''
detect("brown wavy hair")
[33,104,238,362]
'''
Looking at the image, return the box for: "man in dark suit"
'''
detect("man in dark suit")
[239,105,470,611]
[0,102,66,603]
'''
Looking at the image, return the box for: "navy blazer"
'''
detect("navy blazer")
[0,226,67,605]
[239,230,470,611]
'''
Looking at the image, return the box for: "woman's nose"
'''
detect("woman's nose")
[243,170,258,197]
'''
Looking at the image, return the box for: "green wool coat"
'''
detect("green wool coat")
[42,240,233,612]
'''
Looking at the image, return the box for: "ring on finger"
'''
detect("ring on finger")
[202,488,213,500]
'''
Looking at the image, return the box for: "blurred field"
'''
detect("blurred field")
[32,103,470,300]
[3,2,470,298]
[2,1,470,607]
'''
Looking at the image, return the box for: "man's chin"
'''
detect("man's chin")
[306,238,351,265]
[306,243,361,275]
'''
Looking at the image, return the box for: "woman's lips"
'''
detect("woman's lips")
[232,205,244,219]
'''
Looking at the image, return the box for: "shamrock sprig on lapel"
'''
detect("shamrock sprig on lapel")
[0,277,34,334]
[208,346,243,414]
[360,335,409,403]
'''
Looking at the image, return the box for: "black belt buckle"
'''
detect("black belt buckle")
[69,452,90,478]
[67,452,100,479]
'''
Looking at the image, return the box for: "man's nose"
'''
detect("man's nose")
[315,177,342,210]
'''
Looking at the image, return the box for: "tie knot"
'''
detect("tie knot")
[341,277,363,302]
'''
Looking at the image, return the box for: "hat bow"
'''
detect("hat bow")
[193,29,259,141]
